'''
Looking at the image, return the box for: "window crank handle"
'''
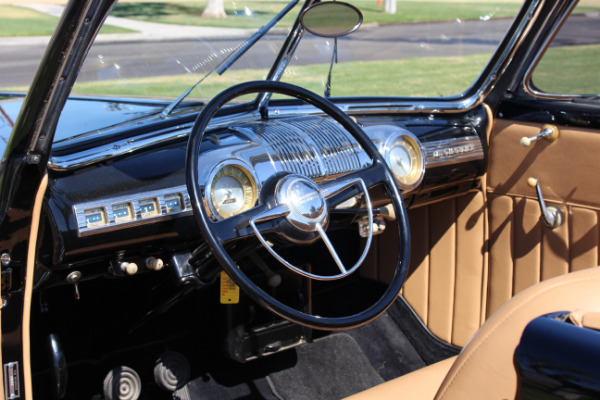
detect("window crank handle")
[520,124,559,147]
[527,177,563,229]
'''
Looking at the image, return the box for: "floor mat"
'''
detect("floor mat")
[345,311,426,380]
[266,333,383,400]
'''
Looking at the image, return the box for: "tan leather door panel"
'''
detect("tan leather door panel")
[488,120,600,208]
[400,120,600,347]
[486,120,600,316]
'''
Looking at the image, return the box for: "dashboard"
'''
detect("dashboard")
[42,102,488,280]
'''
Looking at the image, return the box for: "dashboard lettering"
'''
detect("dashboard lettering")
[433,144,475,159]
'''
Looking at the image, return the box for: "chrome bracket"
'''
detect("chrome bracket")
[527,177,563,229]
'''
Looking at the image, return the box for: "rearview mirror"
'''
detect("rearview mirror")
[300,1,363,38]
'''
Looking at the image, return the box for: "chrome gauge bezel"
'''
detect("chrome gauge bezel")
[204,160,259,220]
[385,131,425,191]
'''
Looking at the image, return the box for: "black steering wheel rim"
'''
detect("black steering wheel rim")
[186,80,410,330]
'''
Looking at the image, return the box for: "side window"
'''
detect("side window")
[528,1,600,97]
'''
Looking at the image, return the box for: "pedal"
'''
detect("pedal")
[103,366,141,400]
[154,351,190,391]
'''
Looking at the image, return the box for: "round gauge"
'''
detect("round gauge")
[208,163,257,219]
[387,134,424,191]
[390,145,413,177]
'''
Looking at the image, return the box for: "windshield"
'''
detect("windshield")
[65,0,526,103]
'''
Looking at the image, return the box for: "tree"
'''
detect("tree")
[202,0,227,18]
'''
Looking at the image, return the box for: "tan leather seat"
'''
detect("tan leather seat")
[347,266,600,400]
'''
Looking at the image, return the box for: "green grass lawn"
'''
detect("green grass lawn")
[108,1,523,29]
[0,5,133,37]
[59,52,491,99]
[531,44,600,95]
[4,1,599,35]
[108,0,600,29]
[54,44,598,99]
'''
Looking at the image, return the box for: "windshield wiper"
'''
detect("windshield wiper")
[160,0,299,119]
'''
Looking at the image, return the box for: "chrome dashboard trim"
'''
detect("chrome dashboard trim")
[230,116,369,179]
[423,136,484,168]
[72,130,483,237]
[73,185,192,237]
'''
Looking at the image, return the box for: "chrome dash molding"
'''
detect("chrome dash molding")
[423,136,484,168]
[73,185,192,237]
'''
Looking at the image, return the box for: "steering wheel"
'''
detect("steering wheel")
[186,81,410,330]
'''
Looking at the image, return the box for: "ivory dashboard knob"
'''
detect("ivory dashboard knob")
[146,257,164,271]
[120,262,138,275]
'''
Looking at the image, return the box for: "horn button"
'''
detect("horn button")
[277,175,328,233]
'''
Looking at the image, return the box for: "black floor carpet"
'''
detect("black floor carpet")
[267,333,383,400]
[172,298,459,399]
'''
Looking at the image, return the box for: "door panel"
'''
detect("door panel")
[488,120,600,208]
[400,120,600,346]
[486,120,600,316]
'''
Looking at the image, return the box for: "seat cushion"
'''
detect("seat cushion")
[345,356,456,400]
[435,266,600,400]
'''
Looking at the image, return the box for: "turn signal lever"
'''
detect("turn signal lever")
[527,177,563,229]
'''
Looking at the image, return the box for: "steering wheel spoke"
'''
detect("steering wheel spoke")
[316,223,348,274]
[214,203,287,243]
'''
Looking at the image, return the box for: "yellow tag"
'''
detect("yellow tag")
[220,271,239,304]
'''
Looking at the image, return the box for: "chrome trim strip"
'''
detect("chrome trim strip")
[226,116,371,181]
[48,111,258,171]
[423,136,484,168]
[73,185,192,237]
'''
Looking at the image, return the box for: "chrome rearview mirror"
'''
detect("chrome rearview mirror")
[300,1,363,38]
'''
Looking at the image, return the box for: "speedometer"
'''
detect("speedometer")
[207,162,258,219]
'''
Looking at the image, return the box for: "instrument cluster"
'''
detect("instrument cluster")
[72,116,484,236]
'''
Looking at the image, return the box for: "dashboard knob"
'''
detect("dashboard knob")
[120,262,138,275]
[146,257,164,271]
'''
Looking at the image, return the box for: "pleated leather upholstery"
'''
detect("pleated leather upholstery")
[400,119,600,346]
[403,191,487,347]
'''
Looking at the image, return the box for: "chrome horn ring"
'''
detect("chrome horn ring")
[249,174,373,281]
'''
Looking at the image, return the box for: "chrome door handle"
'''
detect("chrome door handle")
[520,124,559,147]
[527,177,563,229]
